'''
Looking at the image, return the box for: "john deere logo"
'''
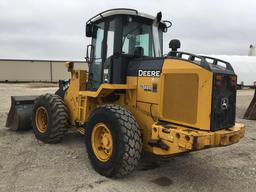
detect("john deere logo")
[221,98,229,110]
[138,70,160,77]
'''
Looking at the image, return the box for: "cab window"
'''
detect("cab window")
[122,22,155,57]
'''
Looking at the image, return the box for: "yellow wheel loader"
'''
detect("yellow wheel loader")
[6,8,245,178]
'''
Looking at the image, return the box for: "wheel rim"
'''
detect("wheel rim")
[35,106,48,133]
[91,123,113,162]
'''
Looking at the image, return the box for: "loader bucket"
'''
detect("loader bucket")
[244,87,256,120]
[6,96,37,131]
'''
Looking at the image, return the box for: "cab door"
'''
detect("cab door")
[87,20,115,91]
[87,22,105,90]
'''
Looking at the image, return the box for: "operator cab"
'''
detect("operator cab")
[85,8,170,90]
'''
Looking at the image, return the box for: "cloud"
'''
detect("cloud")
[0,0,255,60]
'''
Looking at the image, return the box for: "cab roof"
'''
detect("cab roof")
[86,8,163,24]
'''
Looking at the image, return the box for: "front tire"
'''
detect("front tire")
[32,94,69,143]
[86,104,142,178]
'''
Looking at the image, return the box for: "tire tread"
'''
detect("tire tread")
[33,94,69,143]
[95,104,142,177]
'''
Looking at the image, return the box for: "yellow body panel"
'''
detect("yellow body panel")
[150,122,245,155]
[137,77,161,104]
[160,59,213,130]
[64,70,87,124]
[80,84,136,98]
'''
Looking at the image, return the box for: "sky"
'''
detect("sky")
[0,0,255,60]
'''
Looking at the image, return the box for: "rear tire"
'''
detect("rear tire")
[32,94,69,143]
[86,104,142,178]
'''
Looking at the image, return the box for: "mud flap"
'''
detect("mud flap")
[5,96,37,131]
[244,87,256,120]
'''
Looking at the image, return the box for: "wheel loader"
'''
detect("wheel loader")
[6,8,245,178]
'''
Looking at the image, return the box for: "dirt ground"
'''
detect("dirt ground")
[0,83,255,192]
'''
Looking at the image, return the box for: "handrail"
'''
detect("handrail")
[199,55,234,71]
[86,8,138,24]
[166,51,210,70]
[167,51,235,72]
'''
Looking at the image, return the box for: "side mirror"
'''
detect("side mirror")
[86,23,93,37]
[85,44,94,64]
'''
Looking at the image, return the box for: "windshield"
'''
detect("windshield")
[122,21,163,57]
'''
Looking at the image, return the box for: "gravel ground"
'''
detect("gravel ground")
[0,83,255,192]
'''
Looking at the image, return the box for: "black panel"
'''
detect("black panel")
[112,55,132,84]
[127,58,164,76]
[111,16,124,84]
[210,74,236,131]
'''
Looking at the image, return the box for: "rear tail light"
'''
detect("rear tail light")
[215,75,222,87]
[230,75,237,87]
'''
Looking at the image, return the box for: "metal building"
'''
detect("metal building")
[0,56,255,85]
[0,59,87,82]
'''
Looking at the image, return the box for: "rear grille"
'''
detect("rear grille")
[162,73,199,124]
